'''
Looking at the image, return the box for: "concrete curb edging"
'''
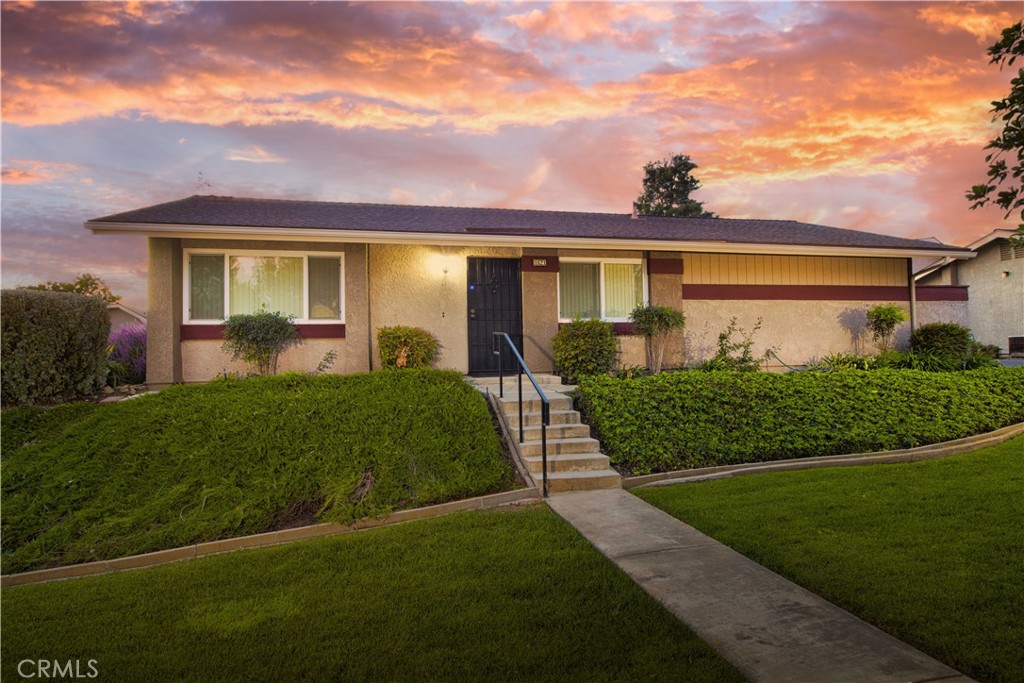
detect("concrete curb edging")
[1,488,540,588]
[625,421,1024,489]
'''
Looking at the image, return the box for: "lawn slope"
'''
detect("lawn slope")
[1,507,743,682]
[2,370,514,573]
[636,436,1024,683]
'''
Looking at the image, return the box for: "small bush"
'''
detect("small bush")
[1,290,110,406]
[576,368,1024,475]
[552,318,618,382]
[975,344,1001,359]
[908,323,999,370]
[910,323,973,357]
[865,304,907,352]
[108,324,147,385]
[222,311,300,376]
[377,326,440,369]
[629,305,685,374]
[694,317,771,372]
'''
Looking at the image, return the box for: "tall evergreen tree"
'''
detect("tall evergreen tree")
[634,154,717,218]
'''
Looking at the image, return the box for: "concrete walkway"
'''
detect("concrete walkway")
[548,489,974,683]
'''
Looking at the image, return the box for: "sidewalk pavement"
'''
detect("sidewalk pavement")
[548,489,974,683]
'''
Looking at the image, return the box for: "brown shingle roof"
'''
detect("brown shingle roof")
[89,195,967,253]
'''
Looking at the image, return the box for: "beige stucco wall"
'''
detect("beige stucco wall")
[182,338,352,381]
[647,252,686,369]
[521,264,559,373]
[155,239,370,383]
[684,300,894,367]
[958,241,1024,351]
[368,244,521,372]
[916,300,969,331]
[682,299,968,368]
[147,237,182,387]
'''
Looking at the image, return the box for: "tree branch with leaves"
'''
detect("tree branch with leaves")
[967,20,1024,245]
[20,273,121,304]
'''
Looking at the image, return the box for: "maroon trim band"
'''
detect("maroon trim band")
[648,259,683,275]
[915,286,969,302]
[181,324,346,340]
[521,255,559,272]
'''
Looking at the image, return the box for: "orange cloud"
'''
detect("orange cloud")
[1,159,80,185]
[506,2,675,46]
[918,4,1020,43]
[1,0,1017,248]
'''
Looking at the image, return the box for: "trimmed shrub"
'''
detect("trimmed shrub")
[865,304,907,352]
[576,369,1024,475]
[1,290,110,406]
[976,344,1001,359]
[377,326,440,369]
[910,322,973,357]
[108,324,147,385]
[222,311,300,376]
[909,323,999,369]
[629,304,685,374]
[551,318,618,382]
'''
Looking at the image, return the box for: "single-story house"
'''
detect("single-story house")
[916,228,1024,354]
[107,302,147,333]
[86,195,975,387]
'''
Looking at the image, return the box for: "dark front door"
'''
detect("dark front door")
[467,257,523,375]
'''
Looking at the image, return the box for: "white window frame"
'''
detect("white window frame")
[557,257,648,323]
[183,248,345,324]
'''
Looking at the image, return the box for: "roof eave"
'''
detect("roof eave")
[85,221,978,260]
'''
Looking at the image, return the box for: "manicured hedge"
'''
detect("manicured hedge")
[576,369,1024,475]
[377,325,440,369]
[1,289,110,406]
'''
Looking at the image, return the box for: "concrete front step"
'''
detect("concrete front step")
[524,452,610,473]
[519,423,591,440]
[546,469,622,493]
[520,436,601,457]
[488,388,577,402]
[470,373,567,386]
[506,409,580,427]
[498,394,573,412]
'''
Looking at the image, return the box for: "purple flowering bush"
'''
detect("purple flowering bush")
[108,324,147,385]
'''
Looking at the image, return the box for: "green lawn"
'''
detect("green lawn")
[1,370,515,574]
[1,506,743,682]
[635,436,1024,683]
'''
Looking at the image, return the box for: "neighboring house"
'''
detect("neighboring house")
[916,228,1024,355]
[86,195,975,386]
[107,302,147,333]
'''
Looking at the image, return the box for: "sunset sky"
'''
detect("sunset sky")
[2,1,1021,309]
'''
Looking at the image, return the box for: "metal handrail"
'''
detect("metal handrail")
[492,332,550,497]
